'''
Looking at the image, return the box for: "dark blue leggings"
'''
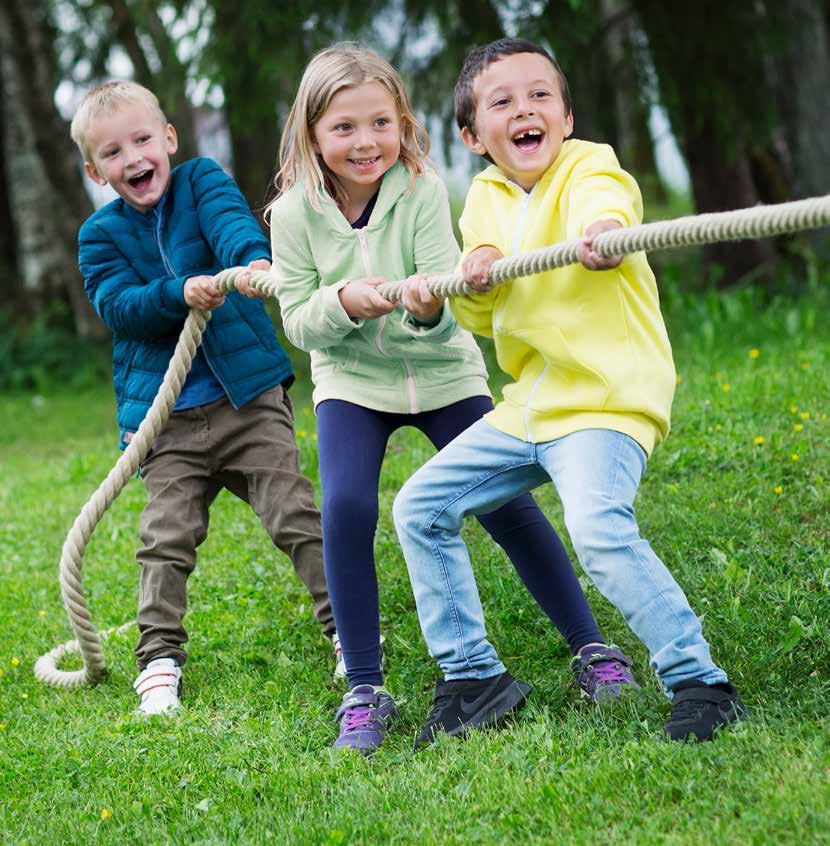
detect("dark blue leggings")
[316,396,603,688]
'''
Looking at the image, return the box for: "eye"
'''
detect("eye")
[137,134,151,143]
[334,122,352,132]
[531,90,550,99]
[491,97,510,108]
[375,117,390,127]
[101,148,118,158]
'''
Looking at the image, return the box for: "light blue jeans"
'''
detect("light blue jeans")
[392,422,728,695]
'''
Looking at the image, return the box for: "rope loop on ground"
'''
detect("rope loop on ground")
[35,194,830,688]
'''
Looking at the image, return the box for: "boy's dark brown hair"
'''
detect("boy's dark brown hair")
[454,38,572,135]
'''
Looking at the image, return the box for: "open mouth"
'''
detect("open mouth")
[127,169,154,191]
[511,129,544,153]
[348,155,381,171]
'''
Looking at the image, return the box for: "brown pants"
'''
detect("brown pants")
[135,385,333,669]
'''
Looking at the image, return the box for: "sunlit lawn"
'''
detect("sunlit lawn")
[0,283,827,844]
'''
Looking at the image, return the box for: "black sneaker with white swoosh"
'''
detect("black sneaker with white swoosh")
[414,671,533,750]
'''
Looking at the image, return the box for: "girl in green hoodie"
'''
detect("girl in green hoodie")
[268,44,635,755]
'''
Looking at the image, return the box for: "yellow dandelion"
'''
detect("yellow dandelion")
[715,424,722,431]
[722,383,731,393]
[790,405,798,414]
[101,809,112,821]
[800,411,810,420]
[774,486,782,495]
[38,610,46,618]
[675,374,683,384]
[21,693,28,699]
[801,362,810,370]
[754,436,765,446]
[791,453,800,462]
[749,349,760,359]
[297,429,307,439]
[794,423,804,432]
[0,722,5,730]
[0,668,4,678]
[11,658,19,666]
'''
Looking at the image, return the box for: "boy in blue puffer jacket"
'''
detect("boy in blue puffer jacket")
[71,80,334,715]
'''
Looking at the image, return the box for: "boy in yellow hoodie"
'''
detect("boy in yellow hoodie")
[393,38,746,746]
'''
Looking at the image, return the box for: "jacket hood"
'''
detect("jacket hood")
[311,161,414,237]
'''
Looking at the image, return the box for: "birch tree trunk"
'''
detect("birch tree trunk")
[0,0,105,337]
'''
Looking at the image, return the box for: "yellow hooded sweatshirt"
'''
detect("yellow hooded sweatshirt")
[451,139,675,456]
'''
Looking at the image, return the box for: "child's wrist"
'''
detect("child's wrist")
[410,303,443,326]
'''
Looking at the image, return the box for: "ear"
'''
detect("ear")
[460,126,487,156]
[84,161,108,187]
[165,123,179,155]
[564,111,574,138]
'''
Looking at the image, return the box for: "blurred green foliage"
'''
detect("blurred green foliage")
[0,305,111,393]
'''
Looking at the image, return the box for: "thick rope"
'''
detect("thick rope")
[35,194,830,688]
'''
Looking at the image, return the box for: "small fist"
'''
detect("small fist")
[236,258,271,299]
[184,275,225,310]
[401,272,443,322]
[338,276,396,320]
[578,220,623,270]
[462,245,503,292]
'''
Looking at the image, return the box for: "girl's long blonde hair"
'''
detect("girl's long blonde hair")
[271,43,430,214]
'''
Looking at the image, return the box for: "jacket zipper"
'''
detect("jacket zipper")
[152,206,235,407]
[493,183,536,336]
[356,227,419,414]
[506,184,544,440]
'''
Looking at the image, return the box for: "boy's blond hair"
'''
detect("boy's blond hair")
[70,80,167,165]
[272,43,429,213]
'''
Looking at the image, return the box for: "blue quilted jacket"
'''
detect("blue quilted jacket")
[79,157,293,445]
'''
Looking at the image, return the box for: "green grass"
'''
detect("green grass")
[1,285,828,844]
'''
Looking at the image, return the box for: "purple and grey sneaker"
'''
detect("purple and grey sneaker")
[333,685,397,756]
[571,644,640,703]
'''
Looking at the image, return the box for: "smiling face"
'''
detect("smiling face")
[312,81,402,211]
[461,52,573,192]
[84,102,178,213]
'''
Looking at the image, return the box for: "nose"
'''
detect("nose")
[354,127,374,149]
[514,96,535,118]
[126,145,145,165]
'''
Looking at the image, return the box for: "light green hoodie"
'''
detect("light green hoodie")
[270,162,489,414]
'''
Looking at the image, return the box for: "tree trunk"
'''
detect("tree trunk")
[770,0,830,202]
[684,122,778,281]
[226,99,278,219]
[0,59,18,300]
[599,0,666,203]
[107,0,199,163]
[136,0,199,163]
[0,0,105,337]
[633,1,779,284]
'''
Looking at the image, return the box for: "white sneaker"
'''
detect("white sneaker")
[134,657,182,715]
[331,632,385,683]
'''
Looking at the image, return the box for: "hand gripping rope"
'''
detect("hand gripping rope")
[34,194,830,688]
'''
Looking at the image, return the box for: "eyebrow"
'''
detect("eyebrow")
[325,109,394,123]
[96,128,153,151]
[487,76,554,94]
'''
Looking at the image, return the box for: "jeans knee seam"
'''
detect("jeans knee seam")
[416,459,537,675]
[607,435,687,635]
